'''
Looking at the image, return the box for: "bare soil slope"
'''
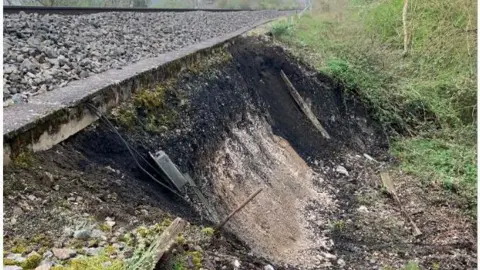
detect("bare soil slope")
[4,37,475,269]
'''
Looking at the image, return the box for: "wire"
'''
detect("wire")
[85,103,188,202]
[87,104,174,189]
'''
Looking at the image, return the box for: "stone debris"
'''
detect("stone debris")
[35,263,52,270]
[363,153,377,162]
[73,229,91,240]
[358,205,369,213]
[6,253,26,263]
[335,165,349,176]
[3,10,288,101]
[4,266,23,270]
[52,248,76,260]
[105,217,116,228]
[264,264,275,270]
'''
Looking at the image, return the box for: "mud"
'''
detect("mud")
[4,37,475,269]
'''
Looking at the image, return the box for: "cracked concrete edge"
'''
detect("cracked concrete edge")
[3,15,289,165]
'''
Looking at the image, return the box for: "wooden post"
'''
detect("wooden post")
[280,70,331,140]
[380,171,422,237]
[215,188,263,231]
[150,217,187,270]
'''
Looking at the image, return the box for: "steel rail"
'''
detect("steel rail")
[4,5,296,15]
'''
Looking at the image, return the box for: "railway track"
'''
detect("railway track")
[3,8,290,100]
[4,5,296,15]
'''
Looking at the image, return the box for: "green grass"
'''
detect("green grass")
[271,0,476,215]
[63,252,124,270]
[271,18,295,38]
[215,0,298,9]
[403,261,420,270]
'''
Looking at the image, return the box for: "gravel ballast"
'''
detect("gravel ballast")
[3,10,287,101]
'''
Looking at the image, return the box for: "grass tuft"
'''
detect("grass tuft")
[271,18,295,38]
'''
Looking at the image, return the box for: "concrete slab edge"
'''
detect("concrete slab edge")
[3,16,285,165]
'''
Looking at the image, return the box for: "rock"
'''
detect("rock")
[91,229,106,240]
[21,58,36,71]
[39,85,48,93]
[11,93,27,104]
[42,251,53,259]
[335,165,349,176]
[46,58,58,66]
[337,258,346,267]
[35,261,53,270]
[3,85,11,95]
[27,194,37,201]
[4,65,18,74]
[12,207,24,216]
[45,48,57,58]
[16,54,25,62]
[52,248,76,260]
[358,205,369,213]
[187,255,195,268]
[233,260,241,268]
[6,253,26,263]
[4,266,23,270]
[85,247,101,256]
[3,99,14,107]
[321,251,337,260]
[112,243,125,251]
[10,73,21,82]
[57,55,68,66]
[73,229,91,240]
[79,70,89,79]
[363,153,377,162]
[264,264,275,270]
[63,227,74,237]
[105,217,116,228]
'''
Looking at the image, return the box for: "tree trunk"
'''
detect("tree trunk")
[402,0,409,56]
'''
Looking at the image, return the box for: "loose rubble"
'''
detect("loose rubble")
[3,10,287,101]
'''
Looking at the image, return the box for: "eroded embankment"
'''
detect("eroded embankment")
[4,36,475,270]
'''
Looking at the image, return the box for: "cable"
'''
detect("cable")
[89,103,184,199]
[85,103,188,202]
[87,104,174,189]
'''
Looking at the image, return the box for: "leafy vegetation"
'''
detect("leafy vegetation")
[270,17,295,37]
[214,0,299,9]
[62,252,124,270]
[403,261,420,270]
[153,0,195,8]
[271,0,476,214]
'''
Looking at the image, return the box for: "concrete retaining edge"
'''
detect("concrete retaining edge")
[3,16,284,165]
